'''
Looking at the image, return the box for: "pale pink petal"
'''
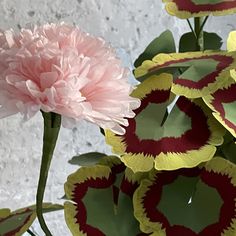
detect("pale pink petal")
[0,23,140,134]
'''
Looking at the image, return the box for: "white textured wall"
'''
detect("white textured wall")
[0,1,236,235]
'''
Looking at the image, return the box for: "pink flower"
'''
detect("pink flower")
[0,23,140,134]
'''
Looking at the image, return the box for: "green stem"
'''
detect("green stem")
[36,112,61,236]
[161,109,169,127]
[186,19,197,38]
[27,229,37,236]
[198,16,209,36]
[194,17,204,51]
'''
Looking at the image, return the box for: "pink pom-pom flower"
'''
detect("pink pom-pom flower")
[0,23,140,134]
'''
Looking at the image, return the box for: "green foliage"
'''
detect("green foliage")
[64,156,147,236]
[68,152,107,166]
[219,132,236,164]
[134,30,176,67]
[179,31,223,52]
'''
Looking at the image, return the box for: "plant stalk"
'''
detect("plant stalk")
[27,229,37,236]
[36,112,61,236]
[194,17,204,51]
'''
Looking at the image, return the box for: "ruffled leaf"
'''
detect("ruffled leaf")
[0,203,63,236]
[162,0,236,19]
[64,156,148,236]
[106,74,224,172]
[203,82,236,138]
[227,31,236,81]
[0,208,35,236]
[134,51,236,98]
[133,157,236,235]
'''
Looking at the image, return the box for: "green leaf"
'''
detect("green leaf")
[28,203,64,213]
[220,132,236,164]
[134,30,176,68]
[41,203,64,213]
[222,141,236,164]
[68,152,107,166]
[179,32,223,52]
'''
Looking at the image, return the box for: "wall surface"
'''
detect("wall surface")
[0,0,236,235]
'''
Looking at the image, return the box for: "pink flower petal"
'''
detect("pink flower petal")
[0,23,140,134]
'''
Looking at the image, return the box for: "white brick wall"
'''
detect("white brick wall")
[0,1,236,235]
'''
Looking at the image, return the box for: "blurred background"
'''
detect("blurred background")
[0,0,235,235]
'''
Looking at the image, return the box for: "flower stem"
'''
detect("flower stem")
[27,229,37,236]
[36,112,61,236]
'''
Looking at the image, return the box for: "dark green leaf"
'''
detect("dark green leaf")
[179,32,222,52]
[60,194,68,200]
[220,132,236,164]
[100,128,105,136]
[68,152,107,166]
[134,30,176,68]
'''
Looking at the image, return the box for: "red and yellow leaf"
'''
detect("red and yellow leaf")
[64,156,148,236]
[203,82,236,138]
[106,74,224,172]
[0,203,63,236]
[133,157,236,236]
[0,207,36,236]
[162,0,236,19]
[134,51,236,98]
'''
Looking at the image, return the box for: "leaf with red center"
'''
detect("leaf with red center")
[106,74,224,172]
[162,0,236,19]
[134,51,236,98]
[0,208,35,236]
[133,157,236,236]
[64,156,149,236]
[203,82,236,138]
[0,203,63,236]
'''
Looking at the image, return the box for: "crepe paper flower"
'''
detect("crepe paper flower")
[106,73,224,173]
[134,51,236,98]
[64,155,149,236]
[162,0,236,19]
[133,157,236,236]
[0,22,140,135]
[203,82,236,138]
[0,203,63,236]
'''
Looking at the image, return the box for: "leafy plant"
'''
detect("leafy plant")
[2,1,236,236]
